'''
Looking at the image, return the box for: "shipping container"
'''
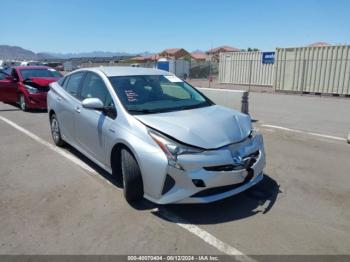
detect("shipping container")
[274,45,350,95]
[218,51,274,86]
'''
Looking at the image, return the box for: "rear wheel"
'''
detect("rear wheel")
[121,148,144,203]
[50,114,65,147]
[19,94,28,111]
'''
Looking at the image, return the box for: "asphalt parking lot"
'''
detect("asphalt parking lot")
[0,92,349,257]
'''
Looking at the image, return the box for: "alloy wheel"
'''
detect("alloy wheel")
[51,117,60,143]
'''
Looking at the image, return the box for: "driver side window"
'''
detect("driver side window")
[81,72,115,108]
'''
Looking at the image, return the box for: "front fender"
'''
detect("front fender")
[106,123,168,200]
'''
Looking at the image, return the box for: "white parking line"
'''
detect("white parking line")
[0,115,98,175]
[261,124,347,142]
[157,208,255,261]
[0,115,254,261]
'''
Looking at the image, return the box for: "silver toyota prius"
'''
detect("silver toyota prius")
[47,66,266,204]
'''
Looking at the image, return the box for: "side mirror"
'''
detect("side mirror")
[82,98,104,110]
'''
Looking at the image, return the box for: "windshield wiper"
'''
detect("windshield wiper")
[179,105,195,110]
[128,103,209,115]
[179,103,208,111]
[127,109,159,115]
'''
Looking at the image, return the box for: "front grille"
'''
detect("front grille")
[204,164,244,172]
[203,150,259,172]
[191,183,246,197]
[191,169,254,198]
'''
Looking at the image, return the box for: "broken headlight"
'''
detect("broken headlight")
[24,85,39,94]
[148,128,203,169]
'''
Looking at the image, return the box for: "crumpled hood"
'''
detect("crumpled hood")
[135,105,252,149]
[25,77,59,87]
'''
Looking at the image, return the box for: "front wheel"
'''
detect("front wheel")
[121,148,144,203]
[50,114,65,147]
[19,94,28,111]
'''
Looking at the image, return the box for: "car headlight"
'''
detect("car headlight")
[24,85,39,94]
[148,128,203,169]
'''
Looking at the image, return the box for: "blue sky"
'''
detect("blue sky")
[2,0,349,53]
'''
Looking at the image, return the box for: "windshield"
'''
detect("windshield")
[109,75,213,114]
[20,68,62,80]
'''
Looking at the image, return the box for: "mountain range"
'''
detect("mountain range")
[0,45,49,60]
[41,51,137,59]
[0,45,151,60]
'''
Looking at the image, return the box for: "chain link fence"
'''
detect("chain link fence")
[189,60,219,79]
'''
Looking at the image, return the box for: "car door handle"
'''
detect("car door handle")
[56,96,62,101]
[75,107,81,113]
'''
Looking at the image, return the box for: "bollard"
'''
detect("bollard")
[241,91,249,115]
[347,132,350,144]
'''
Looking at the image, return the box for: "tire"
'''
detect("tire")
[50,114,65,147]
[19,94,28,111]
[121,148,144,203]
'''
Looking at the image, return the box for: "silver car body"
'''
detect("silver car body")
[48,66,265,204]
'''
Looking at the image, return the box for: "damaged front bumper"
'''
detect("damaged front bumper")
[144,132,266,204]
[25,92,48,109]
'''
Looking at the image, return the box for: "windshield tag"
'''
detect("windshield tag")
[164,75,183,83]
[125,89,139,102]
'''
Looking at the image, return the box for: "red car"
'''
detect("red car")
[0,66,62,111]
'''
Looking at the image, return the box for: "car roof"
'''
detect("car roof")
[80,66,171,77]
